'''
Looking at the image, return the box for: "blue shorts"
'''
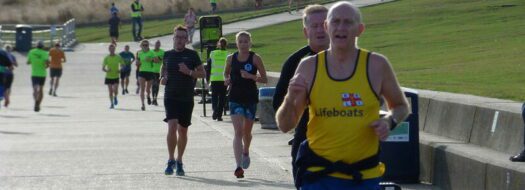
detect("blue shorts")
[229,102,257,120]
[301,176,381,190]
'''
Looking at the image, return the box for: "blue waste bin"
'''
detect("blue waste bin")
[379,88,420,183]
[15,25,32,52]
[258,87,277,129]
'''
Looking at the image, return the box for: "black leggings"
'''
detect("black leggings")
[211,81,227,117]
[522,103,525,146]
[152,74,160,99]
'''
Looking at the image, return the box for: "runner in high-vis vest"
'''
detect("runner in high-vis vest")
[130,0,144,41]
[276,2,410,189]
[207,38,229,121]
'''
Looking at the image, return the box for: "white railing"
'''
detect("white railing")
[0,19,76,51]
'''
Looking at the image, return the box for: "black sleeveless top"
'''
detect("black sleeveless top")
[229,51,258,105]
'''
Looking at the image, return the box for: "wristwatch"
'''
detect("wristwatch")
[389,116,399,130]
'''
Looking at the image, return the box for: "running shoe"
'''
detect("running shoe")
[242,153,250,169]
[141,105,145,111]
[110,104,114,109]
[152,99,158,106]
[234,167,244,178]
[49,89,53,95]
[122,89,125,95]
[175,161,185,176]
[147,97,152,105]
[165,160,176,175]
[114,97,118,105]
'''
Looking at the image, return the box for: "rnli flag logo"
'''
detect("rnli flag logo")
[342,93,363,107]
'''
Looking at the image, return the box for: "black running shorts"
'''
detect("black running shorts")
[50,68,62,78]
[163,99,194,128]
[104,78,119,85]
[4,74,13,89]
[31,76,46,86]
[138,71,154,81]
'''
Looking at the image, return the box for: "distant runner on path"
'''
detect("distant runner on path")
[102,44,124,109]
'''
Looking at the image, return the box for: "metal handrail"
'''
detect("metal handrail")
[0,19,76,51]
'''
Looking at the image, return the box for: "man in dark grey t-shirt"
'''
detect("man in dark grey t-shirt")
[161,25,205,176]
[108,12,120,43]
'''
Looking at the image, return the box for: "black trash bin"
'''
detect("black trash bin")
[380,88,420,183]
[15,24,32,52]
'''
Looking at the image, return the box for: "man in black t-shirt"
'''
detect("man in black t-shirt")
[272,4,329,187]
[161,25,205,176]
[108,12,120,43]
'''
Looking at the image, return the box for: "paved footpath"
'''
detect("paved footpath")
[1,0,436,189]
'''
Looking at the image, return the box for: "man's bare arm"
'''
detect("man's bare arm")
[368,54,410,141]
[276,56,315,133]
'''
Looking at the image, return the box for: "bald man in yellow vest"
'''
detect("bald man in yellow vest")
[276,1,410,189]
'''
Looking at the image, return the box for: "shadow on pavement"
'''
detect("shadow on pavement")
[39,113,70,117]
[44,105,67,109]
[114,108,142,112]
[177,175,294,188]
[0,115,27,119]
[0,130,33,135]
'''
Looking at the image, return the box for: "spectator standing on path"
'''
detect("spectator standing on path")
[48,42,66,97]
[272,4,328,188]
[207,37,229,121]
[255,0,263,9]
[224,31,268,178]
[151,40,164,106]
[510,103,525,162]
[119,45,135,95]
[102,44,124,109]
[2,45,18,108]
[109,12,121,43]
[136,40,155,111]
[184,8,198,44]
[162,26,206,176]
[110,2,119,15]
[276,2,410,189]
[288,0,301,14]
[27,41,50,112]
[210,0,217,14]
[130,0,144,41]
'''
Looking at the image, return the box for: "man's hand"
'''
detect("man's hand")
[160,77,167,85]
[224,78,231,86]
[286,74,308,102]
[276,73,308,133]
[178,63,191,75]
[369,118,390,141]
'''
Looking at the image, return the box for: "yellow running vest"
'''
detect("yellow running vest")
[307,49,384,179]
[210,50,229,81]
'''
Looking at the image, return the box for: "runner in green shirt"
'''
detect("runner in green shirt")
[152,40,164,106]
[103,44,125,109]
[136,39,155,110]
[26,41,50,112]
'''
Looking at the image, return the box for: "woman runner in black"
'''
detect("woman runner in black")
[224,31,268,178]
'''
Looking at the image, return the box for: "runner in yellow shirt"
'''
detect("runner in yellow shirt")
[276,2,410,189]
